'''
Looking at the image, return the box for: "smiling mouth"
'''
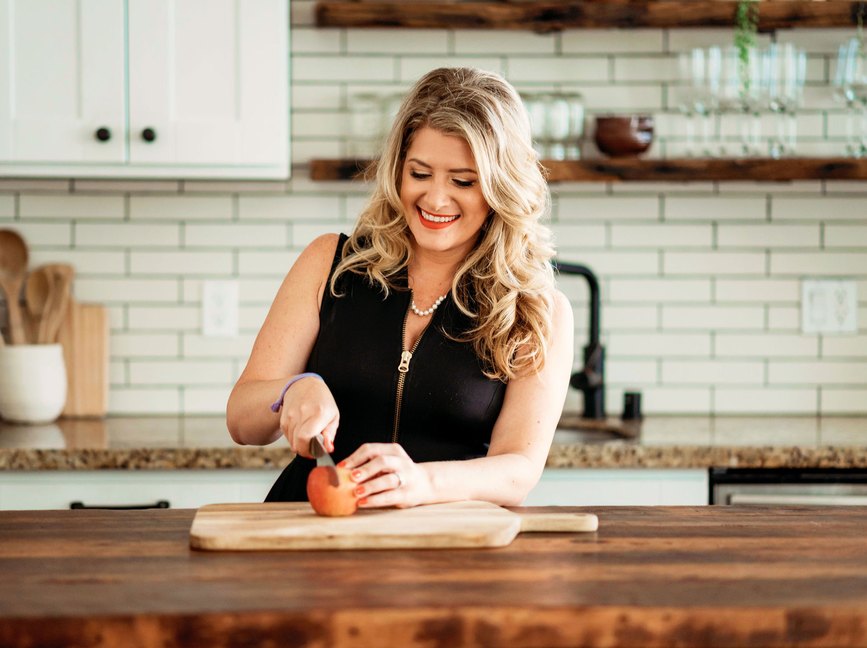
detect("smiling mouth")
[419,207,460,224]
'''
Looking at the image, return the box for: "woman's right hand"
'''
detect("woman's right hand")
[278,376,339,458]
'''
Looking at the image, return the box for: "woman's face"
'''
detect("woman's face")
[399,126,490,260]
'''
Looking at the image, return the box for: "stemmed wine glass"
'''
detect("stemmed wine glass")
[846,38,867,156]
[763,43,806,158]
[832,39,859,156]
[718,45,763,156]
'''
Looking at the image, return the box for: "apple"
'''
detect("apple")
[306,466,358,517]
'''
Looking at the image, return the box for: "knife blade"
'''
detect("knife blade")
[310,434,335,467]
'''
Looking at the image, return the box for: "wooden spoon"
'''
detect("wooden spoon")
[0,229,29,345]
[42,264,74,344]
[25,265,53,343]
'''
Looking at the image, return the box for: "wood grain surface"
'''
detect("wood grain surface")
[315,0,864,31]
[58,300,109,417]
[309,157,867,183]
[189,501,599,550]
[1,506,867,647]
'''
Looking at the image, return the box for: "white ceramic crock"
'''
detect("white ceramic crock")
[0,344,67,424]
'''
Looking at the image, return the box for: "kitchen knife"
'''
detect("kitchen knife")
[310,434,335,467]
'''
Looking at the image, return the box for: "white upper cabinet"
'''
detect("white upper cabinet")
[0,0,289,179]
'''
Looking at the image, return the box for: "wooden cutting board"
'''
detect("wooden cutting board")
[57,300,109,417]
[189,501,598,551]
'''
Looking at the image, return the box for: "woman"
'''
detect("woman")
[227,67,573,508]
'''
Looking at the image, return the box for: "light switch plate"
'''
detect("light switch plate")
[801,278,857,334]
[202,280,239,337]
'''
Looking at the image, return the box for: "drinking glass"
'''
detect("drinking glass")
[763,43,806,158]
[847,39,867,156]
[832,39,858,156]
[720,45,763,156]
[673,51,699,156]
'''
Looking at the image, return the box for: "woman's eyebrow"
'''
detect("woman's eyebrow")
[407,158,478,174]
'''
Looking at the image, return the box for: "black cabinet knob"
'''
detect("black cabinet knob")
[141,127,157,142]
[95,127,111,142]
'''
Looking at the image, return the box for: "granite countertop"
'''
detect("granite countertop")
[0,415,865,471]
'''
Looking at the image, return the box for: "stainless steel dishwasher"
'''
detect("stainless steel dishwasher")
[710,468,867,505]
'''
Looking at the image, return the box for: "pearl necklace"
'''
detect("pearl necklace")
[410,293,448,317]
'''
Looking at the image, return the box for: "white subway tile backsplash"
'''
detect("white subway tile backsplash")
[7,223,72,246]
[768,360,867,385]
[20,194,124,220]
[185,223,288,248]
[662,360,764,384]
[640,387,711,413]
[183,386,234,415]
[130,360,235,386]
[662,305,764,330]
[0,196,12,217]
[348,30,448,54]
[714,388,818,414]
[108,388,181,415]
[770,252,867,275]
[28,249,124,274]
[112,333,180,358]
[550,224,606,247]
[575,84,664,111]
[455,31,557,55]
[715,279,800,303]
[128,306,199,331]
[717,224,820,248]
[552,250,658,276]
[75,278,180,304]
[664,251,766,275]
[612,224,711,247]
[767,306,801,330]
[664,197,766,221]
[613,56,674,82]
[608,278,711,303]
[130,251,233,276]
[608,332,711,357]
[130,196,233,221]
[292,222,346,246]
[825,225,867,248]
[291,27,342,54]
[77,223,180,247]
[293,56,396,82]
[292,84,343,110]
[715,333,818,358]
[293,111,347,138]
[772,197,867,221]
[401,57,504,81]
[238,250,299,276]
[822,336,867,358]
[508,57,608,83]
[182,335,255,360]
[604,305,659,330]
[821,389,867,414]
[606,359,658,384]
[557,196,659,221]
[564,30,664,53]
[239,195,341,222]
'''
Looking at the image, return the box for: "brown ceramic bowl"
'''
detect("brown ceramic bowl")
[594,115,654,157]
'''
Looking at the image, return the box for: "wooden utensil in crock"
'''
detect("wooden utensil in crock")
[0,229,30,345]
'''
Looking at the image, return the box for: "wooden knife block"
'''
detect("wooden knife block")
[57,300,109,418]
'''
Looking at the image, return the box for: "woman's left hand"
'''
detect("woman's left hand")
[338,443,432,509]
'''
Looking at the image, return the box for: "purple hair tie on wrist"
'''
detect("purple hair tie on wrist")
[270,372,324,412]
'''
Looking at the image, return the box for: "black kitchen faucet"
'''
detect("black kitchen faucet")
[552,260,605,420]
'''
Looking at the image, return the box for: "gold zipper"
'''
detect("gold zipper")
[392,291,432,443]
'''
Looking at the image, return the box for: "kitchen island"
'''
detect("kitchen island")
[1,505,866,647]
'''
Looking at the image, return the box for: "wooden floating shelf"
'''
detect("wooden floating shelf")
[309,157,867,183]
[315,0,865,32]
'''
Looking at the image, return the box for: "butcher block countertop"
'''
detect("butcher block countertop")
[1,505,866,648]
[0,415,865,470]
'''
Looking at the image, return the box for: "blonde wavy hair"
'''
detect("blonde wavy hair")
[331,67,557,381]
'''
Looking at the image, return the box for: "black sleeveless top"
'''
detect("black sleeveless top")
[265,234,507,502]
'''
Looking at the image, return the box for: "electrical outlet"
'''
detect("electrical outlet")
[202,280,239,337]
[801,279,857,334]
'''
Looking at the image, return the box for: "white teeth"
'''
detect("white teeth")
[420,208,458,224]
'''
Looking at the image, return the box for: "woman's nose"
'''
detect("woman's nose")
[426,179,452,211]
